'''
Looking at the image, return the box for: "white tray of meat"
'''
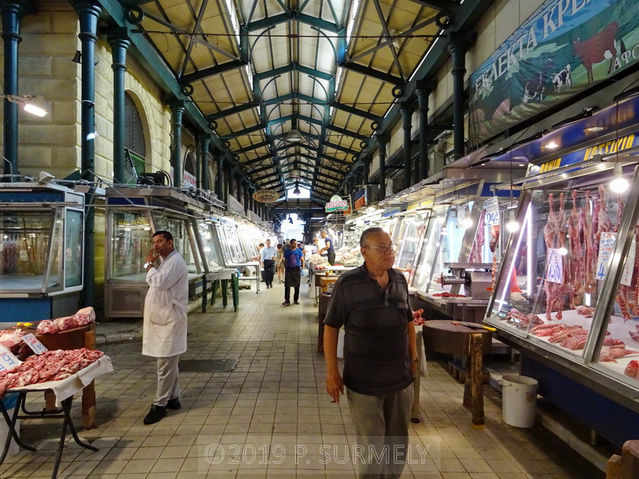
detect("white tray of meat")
[3,350,113,407]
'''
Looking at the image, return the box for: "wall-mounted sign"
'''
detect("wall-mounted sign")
[253,190,280,203]
[353,189,367,210]
[326,195,349,212]
[469,0,639,148]
[183,171,197,189]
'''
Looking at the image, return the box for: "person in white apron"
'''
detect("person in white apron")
[142,230,188,425]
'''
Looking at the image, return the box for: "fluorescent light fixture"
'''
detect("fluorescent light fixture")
[23,101,47,117]
[223,0,240,43]
[2,94,48,117]
[584,125,606,134]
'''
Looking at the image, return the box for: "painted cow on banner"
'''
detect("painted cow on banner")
[573,22,625,83]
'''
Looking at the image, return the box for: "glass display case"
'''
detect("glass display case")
[105,186,205,318]
[0,183,85,322]
[215,221,248,264]
[485,159,639,394]
[198,220,224,272]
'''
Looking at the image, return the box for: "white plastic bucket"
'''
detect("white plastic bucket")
[500,374,538,428]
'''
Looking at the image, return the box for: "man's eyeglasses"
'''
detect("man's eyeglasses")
[364,243,396,253]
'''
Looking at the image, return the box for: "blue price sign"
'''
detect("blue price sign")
[0,345,21,371]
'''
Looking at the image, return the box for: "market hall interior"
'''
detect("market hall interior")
[0,283,603,479]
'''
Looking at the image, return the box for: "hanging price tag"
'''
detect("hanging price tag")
[22,333,48,355]
[0,345,21,372]
[546,249,564,284]
[485,198,500,226]
[596,232,617,281]
[620,236,636,287]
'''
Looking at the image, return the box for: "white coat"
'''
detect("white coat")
[142,250,188,358]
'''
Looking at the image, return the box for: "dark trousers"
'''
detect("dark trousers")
[263,260,274,286]
[327,250,336,265]
[284,267,301,303]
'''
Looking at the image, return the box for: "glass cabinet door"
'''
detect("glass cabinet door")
[152,213,200,274]
[411,206,448,292]
[64,209,84,288]
[0,209,61,292]
[487,183,630,359]
[199,222,223,270]
[395,213,429,281]
[110,210,153,281]
[595,203,639,385]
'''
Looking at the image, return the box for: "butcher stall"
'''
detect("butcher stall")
[105,186,205,318]
[485,147,639,447]
[0,182,85,323]
[382,170,521,323]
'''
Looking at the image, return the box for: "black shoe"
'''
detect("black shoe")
[167,398,181,410]
[143,405,167,425]
[282,301,290,306]
[294,301,299,305]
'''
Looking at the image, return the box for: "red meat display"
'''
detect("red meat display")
[36,307,96,335]
[0,348,104,396]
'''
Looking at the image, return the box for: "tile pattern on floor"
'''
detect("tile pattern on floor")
[0,280,604,478]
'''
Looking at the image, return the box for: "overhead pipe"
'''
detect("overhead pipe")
[401,102,415,189]
[108,28,130,184]
[416,80,435,181]
[448,32,475,160]
[170,101,185,187]
[75,0,101,309]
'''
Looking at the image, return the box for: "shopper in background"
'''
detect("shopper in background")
[142,230,188,425]
[323,227,417,478]
[275,243,285,283]
[282,238,304,306]
[318,230,336,265]
[261,239,276,288]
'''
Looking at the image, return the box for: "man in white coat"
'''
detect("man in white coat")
[142,230,188,425]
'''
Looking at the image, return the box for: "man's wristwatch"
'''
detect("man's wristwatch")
[144,262,153,269]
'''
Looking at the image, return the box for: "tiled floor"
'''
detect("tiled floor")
[0,281,604,478]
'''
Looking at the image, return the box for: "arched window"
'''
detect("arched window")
[183,151,196,187]
[124,93,147,181]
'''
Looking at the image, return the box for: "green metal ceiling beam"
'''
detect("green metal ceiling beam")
[234,140,270,155]
[339,61,404,86]
[220,123,266,140]
[409,0,459,12]
[351,0,491,180]
[327,124,369,142]
[98,0,223,150]
[324,140,358,155]
[254,62,332,82]
[206,102,259,121]
[262,92,327,106]
[247,12,340,33]
[331,102,382,122]
[243,152,275,166]
[180,59,247,84]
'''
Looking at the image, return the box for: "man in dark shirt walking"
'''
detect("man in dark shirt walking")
[283,238,304,306]
[323,227,418,478]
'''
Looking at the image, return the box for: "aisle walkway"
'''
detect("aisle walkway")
[0,280,603,479]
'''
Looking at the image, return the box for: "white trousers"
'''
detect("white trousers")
[154,355,180,407]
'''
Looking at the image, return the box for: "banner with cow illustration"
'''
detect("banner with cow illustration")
[469,0,639,148]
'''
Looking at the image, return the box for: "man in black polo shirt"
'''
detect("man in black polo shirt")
[323,227,418,479]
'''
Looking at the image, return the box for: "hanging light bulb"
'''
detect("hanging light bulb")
[506,211,520,233]
[610,163,629,193]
